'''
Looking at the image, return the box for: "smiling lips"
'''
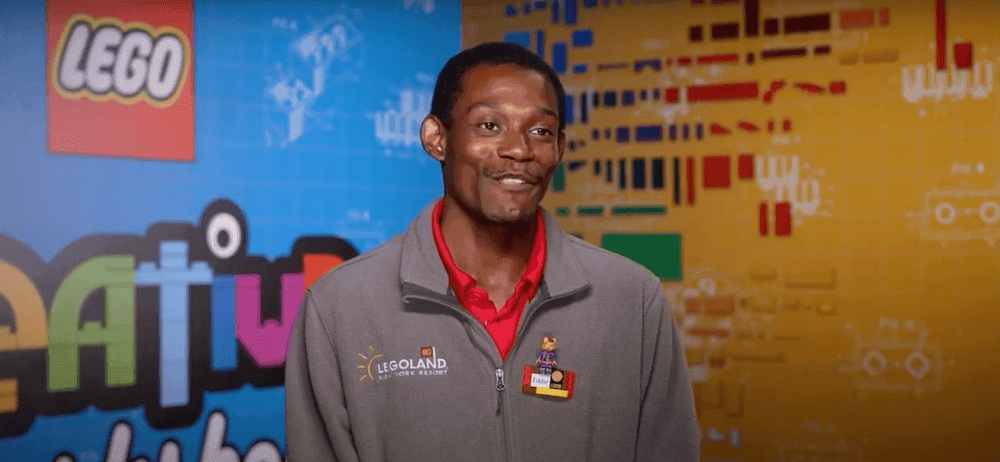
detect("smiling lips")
[491,172,540,191]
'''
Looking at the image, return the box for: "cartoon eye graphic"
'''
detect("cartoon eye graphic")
[206,212,243,259]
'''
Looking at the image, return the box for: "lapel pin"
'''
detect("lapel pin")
[522,336,575,399]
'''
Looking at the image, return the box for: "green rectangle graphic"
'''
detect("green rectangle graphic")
[611,205,666,215]
[552,163,565,191]
[600,233,682,280]
[577,206,605,216]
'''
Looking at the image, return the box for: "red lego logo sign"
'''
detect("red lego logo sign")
[47,0,194,162]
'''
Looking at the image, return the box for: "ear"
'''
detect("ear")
[421,115,447,162]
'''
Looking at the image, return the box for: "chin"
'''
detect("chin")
[482,203,538,225]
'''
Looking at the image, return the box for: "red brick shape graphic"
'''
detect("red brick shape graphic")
[703,155,731,188]
[47,0,194,161]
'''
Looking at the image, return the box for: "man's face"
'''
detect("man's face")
[423,63,564,224]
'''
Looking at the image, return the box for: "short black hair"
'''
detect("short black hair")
[430,42,566,131]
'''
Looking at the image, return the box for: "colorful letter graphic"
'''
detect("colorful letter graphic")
[0,260,49,413]
[235,274,304,367]
[48,256,136,391]
[0,200,361,437]
[0,260,49,351]
[209,276,237,372]
[135,241,212,407]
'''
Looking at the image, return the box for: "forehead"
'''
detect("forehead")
[453,63,557,110]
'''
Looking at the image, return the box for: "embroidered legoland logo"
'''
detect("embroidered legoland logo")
[357,346,449,381]
[46,0,195,162]
[52,14,190,108]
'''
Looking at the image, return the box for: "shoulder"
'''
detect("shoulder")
[563,233,660,284]
[560,233,661,296]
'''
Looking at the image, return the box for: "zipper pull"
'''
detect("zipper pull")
[495,368,506,415]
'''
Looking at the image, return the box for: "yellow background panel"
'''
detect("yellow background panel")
[465,0,998,460]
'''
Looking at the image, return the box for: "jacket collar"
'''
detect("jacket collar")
[400,200,589,301]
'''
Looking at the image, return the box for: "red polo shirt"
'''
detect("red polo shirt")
[431,200,546,361]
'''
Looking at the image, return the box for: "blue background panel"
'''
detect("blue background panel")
[0,0,459,460]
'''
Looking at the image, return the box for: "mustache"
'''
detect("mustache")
[484,167,546,184]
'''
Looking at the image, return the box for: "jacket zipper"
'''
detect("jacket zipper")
[497,366,514,462]
[496,367,510,462]
[495,368,506,415]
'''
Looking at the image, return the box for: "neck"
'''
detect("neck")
[438,197,537,286]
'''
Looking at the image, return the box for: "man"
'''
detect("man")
[286,42,699,461]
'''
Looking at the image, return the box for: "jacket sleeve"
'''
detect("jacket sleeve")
[285,290,360,462]
[636,287,700,461]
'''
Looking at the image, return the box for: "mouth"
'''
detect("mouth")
[490,172,540,192]
[492,172,539,184]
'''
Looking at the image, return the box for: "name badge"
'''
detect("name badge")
[529,373,551,388]
[522,336,575,400]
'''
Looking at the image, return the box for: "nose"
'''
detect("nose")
[497,130,533,162]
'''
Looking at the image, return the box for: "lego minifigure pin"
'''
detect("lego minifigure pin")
[522,336,575,400]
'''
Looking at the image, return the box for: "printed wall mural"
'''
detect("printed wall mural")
[0,0,458,460]
[464,1,998,461]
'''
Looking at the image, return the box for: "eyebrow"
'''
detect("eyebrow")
[464,102,559,120]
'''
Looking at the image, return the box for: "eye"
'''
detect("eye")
[530,127,555,137]
[478,122,499,131]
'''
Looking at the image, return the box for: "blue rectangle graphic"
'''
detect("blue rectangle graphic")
[504,31,531,48]
[572,29,593,47]
[636,125,663,142]
[565,0,578,24]
[565,92,574,124]
[622,90,635,106]
[536,29,545,59]
[552,42,567,73]
[616,126,630,142]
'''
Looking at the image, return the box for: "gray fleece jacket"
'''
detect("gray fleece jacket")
[285,203,699,461]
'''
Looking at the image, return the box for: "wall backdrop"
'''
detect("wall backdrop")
[463,1,998,461]
[0,0,457,460]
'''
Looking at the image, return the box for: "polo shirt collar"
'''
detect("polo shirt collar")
[400,199,589,301]
[430,199,546,304]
